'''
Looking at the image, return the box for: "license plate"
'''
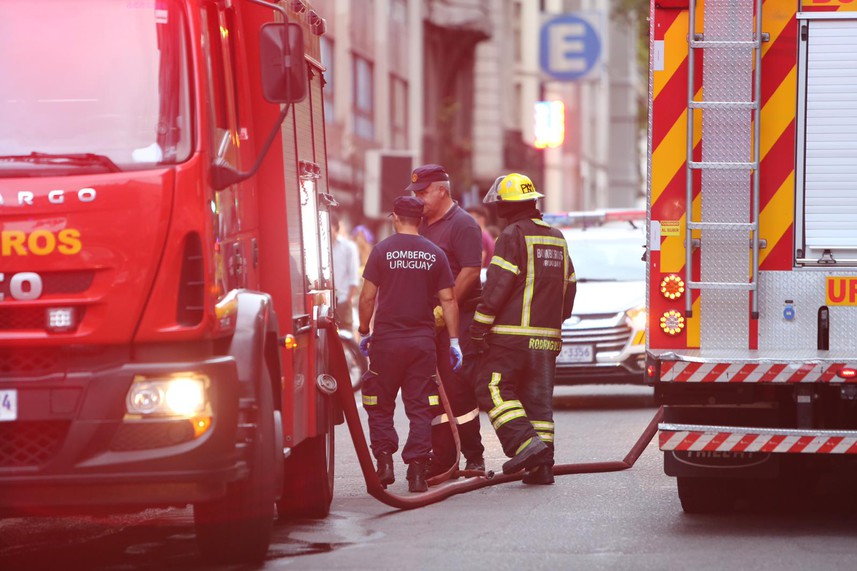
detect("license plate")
[557,345,593,364]
[0,390,17,421]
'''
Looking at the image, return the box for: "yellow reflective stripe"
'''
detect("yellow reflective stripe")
[492,409,527,430]
[362,395,377,406]
[489,400,524,421]
[515,437,534,455]
[568,271,577,284]
[428,395,439,406]
[432,407,482,426]
[531,420,554,432]
[490,255,520,275]
[474,311,495,325]
[523,240,535,326]
[490,325,561,338]
[532,218,551,227]
[489,371,503,407]
[536,431,555,443]
[526,236,567,248]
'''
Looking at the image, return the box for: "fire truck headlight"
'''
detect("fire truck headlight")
[126,374,209,417]
[625,306,647,330]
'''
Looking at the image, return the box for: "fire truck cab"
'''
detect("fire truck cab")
[647,0,857,512]
[0,0,341,562]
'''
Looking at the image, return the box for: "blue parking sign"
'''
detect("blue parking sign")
[540,14,601,81]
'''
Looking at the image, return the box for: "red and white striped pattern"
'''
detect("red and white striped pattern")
[659,360,857,383]
[659,424,857,454]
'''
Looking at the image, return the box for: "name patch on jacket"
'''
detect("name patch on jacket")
[536,245,564,268]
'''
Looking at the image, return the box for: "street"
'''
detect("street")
[3,385,857,571]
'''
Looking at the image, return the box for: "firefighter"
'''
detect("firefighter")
[357,196,463,493]
[470,174,576,485]
[407,163,486,477]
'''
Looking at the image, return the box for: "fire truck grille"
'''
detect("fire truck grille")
[0,307,86,332]
[110,421,196,451]
[0,421,69,468]
[0,270,93,298]
[562,323,632,353]
[0,348,61,375]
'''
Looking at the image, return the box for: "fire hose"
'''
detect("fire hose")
[327,326,663,510]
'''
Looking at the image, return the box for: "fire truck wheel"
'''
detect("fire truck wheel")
[194,369,278,563]
[677,477,742,514]
[278,409,335,519]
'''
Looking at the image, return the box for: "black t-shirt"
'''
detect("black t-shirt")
[363,233,455,341]
[419,203,483,307]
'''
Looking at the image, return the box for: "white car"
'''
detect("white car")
[552,211,647,384]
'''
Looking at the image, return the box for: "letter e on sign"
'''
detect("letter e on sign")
[826,276,857,306]
[540,13,602,81]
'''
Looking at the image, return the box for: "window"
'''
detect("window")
[390,74,408,149]
[352,54,374,140]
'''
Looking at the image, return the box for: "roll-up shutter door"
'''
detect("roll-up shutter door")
[803,19,857,259]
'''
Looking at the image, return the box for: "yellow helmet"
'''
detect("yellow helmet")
[483,173,543,204]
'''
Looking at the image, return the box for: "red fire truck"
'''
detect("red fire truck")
[647,0,857,512]
[0,0,342,562]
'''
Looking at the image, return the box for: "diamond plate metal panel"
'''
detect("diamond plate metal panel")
[759,271,857,352]
[697,0,756,350]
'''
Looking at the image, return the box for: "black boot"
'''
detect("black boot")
[522,464,554,485]
[376,452,395,488]
[464,457,486,475]
[502,437,548,475]
[407,459,429,493]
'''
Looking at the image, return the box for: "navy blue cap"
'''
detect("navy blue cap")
[405,164,449,192]
[391,196,425,218]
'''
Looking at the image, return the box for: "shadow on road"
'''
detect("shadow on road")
[553,386,656,411]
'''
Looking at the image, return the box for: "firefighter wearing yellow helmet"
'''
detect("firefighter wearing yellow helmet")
[471,173,576,484]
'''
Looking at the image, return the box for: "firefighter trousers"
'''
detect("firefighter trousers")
[477,343,557,465]
[361,337,437,464]
[431,313,485,468]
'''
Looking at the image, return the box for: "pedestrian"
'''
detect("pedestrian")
[406,163,485,476]
[465,205,495,269]
[331,214,361,335]
[357,196,463,493]
[470,173,576,485]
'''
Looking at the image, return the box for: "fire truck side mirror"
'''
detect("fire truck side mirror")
[259,22,308,104]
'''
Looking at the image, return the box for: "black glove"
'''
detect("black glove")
[470,323,490,355]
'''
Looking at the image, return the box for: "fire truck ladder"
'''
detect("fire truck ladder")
[684,0,766,347]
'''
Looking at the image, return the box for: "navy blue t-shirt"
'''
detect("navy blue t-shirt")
[363,233,455,341]
[419,203,483,308]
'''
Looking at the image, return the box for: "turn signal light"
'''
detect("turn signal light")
[660,310,685,335]
[660,275,685,300]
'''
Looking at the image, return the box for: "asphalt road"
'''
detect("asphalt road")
[3,385,857,571]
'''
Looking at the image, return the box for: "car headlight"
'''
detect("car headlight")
[126,374,209,417]
[625,306,647,330]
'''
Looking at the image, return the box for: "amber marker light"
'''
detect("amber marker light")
[660,310,685,335]
[660,275,685,300]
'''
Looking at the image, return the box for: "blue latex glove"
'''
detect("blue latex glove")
[449,338,463,372]
[359,333,372,357]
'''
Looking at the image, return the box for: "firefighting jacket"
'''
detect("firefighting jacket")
[473,215,576,352]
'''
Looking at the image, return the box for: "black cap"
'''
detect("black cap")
[405,164,449,192]
[391,196,425,218]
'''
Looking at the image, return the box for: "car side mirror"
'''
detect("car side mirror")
[259,22,307,104]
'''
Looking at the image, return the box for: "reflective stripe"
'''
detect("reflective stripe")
[532,218,551,227]
[490,255,520,275]
[490,325,561,338]
[431,407,481,426]
[489,400,524,421]
[474,311,495,325]
[489,372,503,407]
[536,431,555,443]
[428,395,439,406]
[569,271,576,283]
[531,420,555,432]
[492,408,527,430]
[515,437,534,455]
[362,395,377,405]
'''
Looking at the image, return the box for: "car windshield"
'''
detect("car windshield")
[563,229,645,282]
[0,0,192,176]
